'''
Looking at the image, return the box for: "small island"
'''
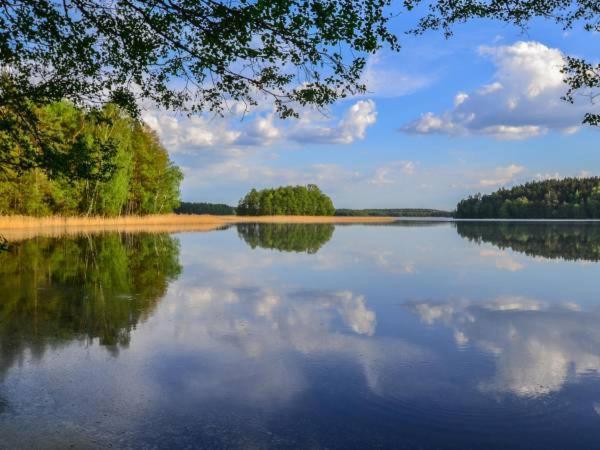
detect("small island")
[236,185,335,216]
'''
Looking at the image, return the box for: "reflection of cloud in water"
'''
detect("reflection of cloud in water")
[479,249,525,272]
[372,251,416,274]
[409,297,600,397]
[162,279,423,400]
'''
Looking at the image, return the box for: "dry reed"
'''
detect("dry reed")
[0,214,396,241]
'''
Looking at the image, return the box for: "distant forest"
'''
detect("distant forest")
[176,202,235,215]
[335,208,452,217]
[237,185,335,216]
[1,102,182,216]
[456,178,600,219]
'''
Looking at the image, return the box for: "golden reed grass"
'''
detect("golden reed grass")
[0,214,396,241]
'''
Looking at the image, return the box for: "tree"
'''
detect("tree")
[0,0,398,119]
[0,101,183,217]
[455,177,600,219]
[175,202,236,215]
[3,1,597,128]
[237,184,335,216]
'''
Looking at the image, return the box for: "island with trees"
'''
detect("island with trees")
[455,178,600,219]
[237,185,335,216]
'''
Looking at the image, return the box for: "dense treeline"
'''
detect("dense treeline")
[0,233,181,376]
[175,202,235,215]
[0,102,182,216]
[335,208,452,217]
[456,178,600,219]
[456,222,600,262]
[237,223,334,253]
[237,184,335,216]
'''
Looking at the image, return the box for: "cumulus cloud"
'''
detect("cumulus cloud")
[368,161,417,185]
[477,164,525,188]
[180,161,363,191]
[402,41,597,140]
[143,100,377,153]
[287,100,377,144]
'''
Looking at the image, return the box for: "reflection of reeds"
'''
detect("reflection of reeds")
[0,214,397,241]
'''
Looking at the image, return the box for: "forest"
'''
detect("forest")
[455,178,600,219]
[237,185,335,216]
[175,202,235,215]
[0,101,182,217]
[335,208,452,217]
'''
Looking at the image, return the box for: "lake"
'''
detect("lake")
[1,221,600,449]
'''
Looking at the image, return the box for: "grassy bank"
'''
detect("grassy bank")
[0,214,397,240]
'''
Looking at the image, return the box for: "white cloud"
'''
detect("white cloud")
[368,161,417,185]
[361,52,431,98]
[288,100,377,145]
[477,164,524,188]
[477,82,503,95]
[143,100,377,153]
[480,125,545,140]
[402,41,598,140]
[454,92,469,106]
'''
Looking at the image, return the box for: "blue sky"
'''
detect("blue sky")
[143,14,599,210]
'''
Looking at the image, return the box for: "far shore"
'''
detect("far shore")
[0,214,398,241]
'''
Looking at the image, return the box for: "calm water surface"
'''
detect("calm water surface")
[2,222,600,449]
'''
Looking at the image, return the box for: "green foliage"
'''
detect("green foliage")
[457,222,600,262]
[175,202,236,215]
[237,184,335,216]
[0,232,181,376]
[456,177,600,219]
[0,101,182,216]
[0,0,398,119]
[335,208,452,217]
[237,223,334,253]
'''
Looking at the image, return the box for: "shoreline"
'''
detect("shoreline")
[2,214,598,241]
[0,214,398,240]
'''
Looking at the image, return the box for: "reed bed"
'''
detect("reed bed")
[0,214,228,229]
[0,214,397,241]
[0,214,396,228]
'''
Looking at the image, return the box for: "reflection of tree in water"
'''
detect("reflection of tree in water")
[456,222,600,262]
[237,223,334,253]
[0,233,181,377]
